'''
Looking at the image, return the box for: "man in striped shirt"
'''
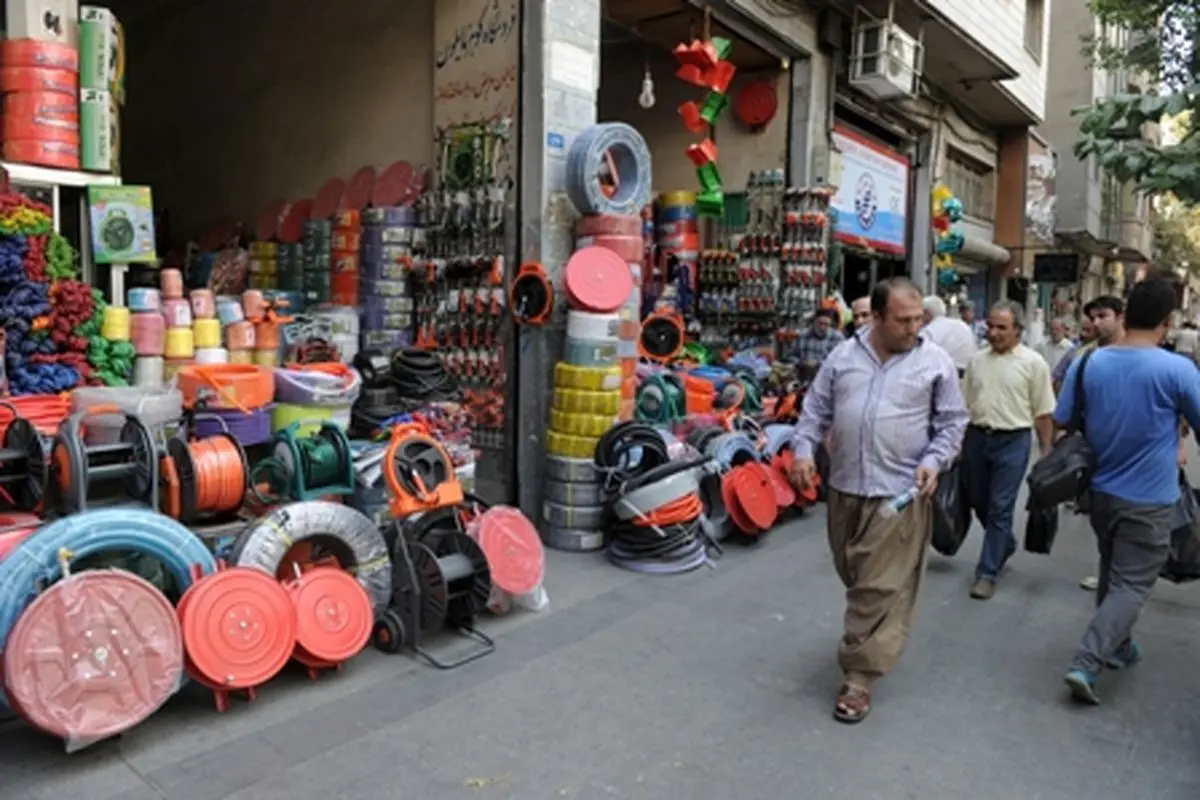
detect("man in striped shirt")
[790,277,968,724]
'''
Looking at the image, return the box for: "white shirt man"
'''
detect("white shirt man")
[1036,318,1074,373]
[922,296,978,374]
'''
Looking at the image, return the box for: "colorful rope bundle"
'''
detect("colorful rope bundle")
[75,289,134,386]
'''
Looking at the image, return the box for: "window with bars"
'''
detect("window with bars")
[945,148,995,221]
[1025,0,1045,61]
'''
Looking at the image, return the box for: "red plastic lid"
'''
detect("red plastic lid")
[178,567,295,690]
[0,512,38,561]
[735,80,779,128]
[372,161,413,208]
[4,571,183,741]
[731,464,778,532]
[312,178,346,221]
[277,198,314,244]
[563,246,634,313]
[767,466,796,508]
[477,506,545,595]
[340,166,376,211]
[288,567,372,664]
[255,198,286,242]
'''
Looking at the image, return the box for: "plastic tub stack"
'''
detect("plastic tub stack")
[160,268,195,383]
[247,241,279,290]
[360,206,418,351]
[331,210,360,306]
[0,39,80,170]
[575,214,644,421]
[656,191,700,319]
[302,219,332,307]
[129,287,167,386]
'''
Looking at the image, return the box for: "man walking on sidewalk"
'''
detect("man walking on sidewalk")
[961,301,1056,600]
[1054,277,1200,705]
[789,277,968,724]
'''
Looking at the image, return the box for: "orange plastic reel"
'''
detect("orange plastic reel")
[509,262,554,326]
[285,567,373,672]
[385,422,464,518]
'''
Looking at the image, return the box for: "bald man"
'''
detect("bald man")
[846,296,871,337]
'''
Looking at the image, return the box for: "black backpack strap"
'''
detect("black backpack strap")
[1068,348,1095,434]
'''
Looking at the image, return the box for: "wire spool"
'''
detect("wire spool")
[4,569,184,741]
[553,387,621,416]
[285,566,373,671]
[133,356,165,387]
[162,298,192,327]
[540,498,606,553]
[226,321,255,350]
[509,262,553,326]
[374,528,494,666]
[193,318,222,349]
[176,564,295,712]
[554,362,622,392]
[231,501,392,612]
[47,407,159,515]
[638,310,685,362]
[0,509,217,715]
[131,311,165,356]
[161,430,249,524]
[258,421,355,502]
[563,246,634,313]
[635,373,686,424]
[546,430,600,459]
[127,287,161,313]
[100,304,131,341]
[164,326,195,358]
[565,122,653,216]
[0,407,47,512]
[576,213,643,238]
[195,347,229,365]
[562,338,619,368]
[605,459,712,574]
[549,409,616,438]
[384,423,463,517]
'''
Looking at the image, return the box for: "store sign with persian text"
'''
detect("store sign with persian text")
[830,125,909,256]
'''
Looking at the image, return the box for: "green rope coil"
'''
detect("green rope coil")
[46,232,78,280]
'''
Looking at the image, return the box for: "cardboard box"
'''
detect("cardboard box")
[5,0,78,46]
[80,88,119,174]
[79,5,125,104]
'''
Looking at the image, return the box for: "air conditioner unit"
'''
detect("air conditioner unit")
[849,20,922,100]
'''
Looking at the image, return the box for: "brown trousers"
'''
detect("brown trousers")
[826,488,932,687]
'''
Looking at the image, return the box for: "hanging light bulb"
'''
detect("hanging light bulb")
[638,65,656,109]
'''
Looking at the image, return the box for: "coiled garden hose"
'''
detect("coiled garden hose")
[390,348,457,402]
[593,421,669,491]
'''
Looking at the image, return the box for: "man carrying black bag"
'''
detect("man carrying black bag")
[1052,277,1200,706]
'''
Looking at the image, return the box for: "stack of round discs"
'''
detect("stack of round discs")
[542,453,606,552]
[161,268,194,381]
[656,192,700,316]
[276,243,303,291]
[331,210,361,306]
[0,40,80,170]
[302,219,333,307]
[248,241,278,290]
[129,287,165,386]
[360,206,418,351]
[190,289,227,365]
[574,214,642,419]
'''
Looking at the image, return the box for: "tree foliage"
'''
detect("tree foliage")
[1073,0,1200,201]
[1154,193,1200,272]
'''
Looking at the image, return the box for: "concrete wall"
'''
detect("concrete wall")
[599,42,789,194]
[926,0,1048,119]
[122,0,435,240]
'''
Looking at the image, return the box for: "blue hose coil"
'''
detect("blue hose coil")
[566,123,653,216]
[763,424,795,457]
[706,433,761,471]
[0,508,217,708]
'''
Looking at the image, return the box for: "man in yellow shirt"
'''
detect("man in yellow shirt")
[962,300,1056,600]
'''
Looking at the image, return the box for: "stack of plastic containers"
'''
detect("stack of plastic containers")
[361,206,418,351]
[302,219,332,307]
[331,210,361,306]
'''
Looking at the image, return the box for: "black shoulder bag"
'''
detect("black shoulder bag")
[1025,348,1096,508]
[926,375,970,555]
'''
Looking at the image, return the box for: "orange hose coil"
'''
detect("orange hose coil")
[176,364,275,412]
[162,436,248,520]
[633,493,704,527]
[0,393,69,438]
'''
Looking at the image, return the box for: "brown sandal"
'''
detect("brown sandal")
[833,684,871,724]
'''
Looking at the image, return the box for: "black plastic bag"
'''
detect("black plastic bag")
[1161,483,1200,584]
[1024,503,1060,554]
[930,462,970,556]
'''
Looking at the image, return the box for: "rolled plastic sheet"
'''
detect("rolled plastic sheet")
[71,385,184,445]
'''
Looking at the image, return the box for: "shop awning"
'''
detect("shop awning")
[958,234,1010,267]
[604,0,782,70]
[1055,229,1150,265]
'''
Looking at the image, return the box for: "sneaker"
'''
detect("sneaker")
[1080,576,1099,591]
[1106,641,1142,670]
[970,578,995,600]
[1064,669,1101,705]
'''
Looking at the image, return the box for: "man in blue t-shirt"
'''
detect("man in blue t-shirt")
[1053,277,1200,705]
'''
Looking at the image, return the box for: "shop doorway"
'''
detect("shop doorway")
[841,252,906,302]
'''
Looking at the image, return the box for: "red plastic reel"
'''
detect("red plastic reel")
[576,214,642,237]
[277,199,314,244]
[731,463,778,532]
[721,469,760,535]
[255,198,286,242]
[372,160,414,208]
[177,566,295,691]
[286,567,372,667]
[563,246,634,313]
[477,506,545,596]
[766,467,796,508]
[3,571,183,741]
[774,449,819,507]
[341,165,377,211]
[312,178,346,221]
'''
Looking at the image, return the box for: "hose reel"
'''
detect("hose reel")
[634,373,685,424]
[374,527,495,669]
[161,414,249,525]
[258,422,355,502]
[638,310,685,363]
[47,406,158,515]
[509,262,554,326]
[385,423,463,518]
[0,403,47,512]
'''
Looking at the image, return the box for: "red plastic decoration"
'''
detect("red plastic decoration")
[686,139,719,167]
[734,80,779,130]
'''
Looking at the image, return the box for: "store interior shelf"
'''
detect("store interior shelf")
[1,162,122,188]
